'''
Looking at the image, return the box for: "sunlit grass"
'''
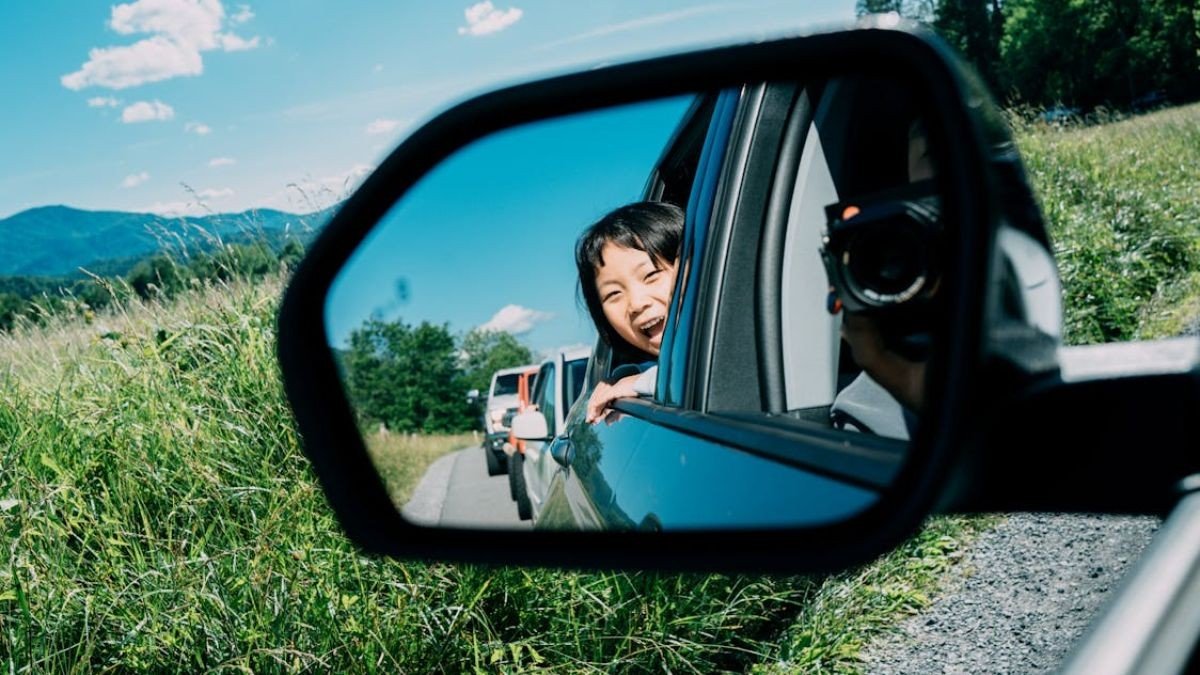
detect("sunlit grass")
[1015,102,1200,344]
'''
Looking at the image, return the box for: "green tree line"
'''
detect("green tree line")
[858,0,1200,109]
[0,238,305,331]
[341,320,535,434]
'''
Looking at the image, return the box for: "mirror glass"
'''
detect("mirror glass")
[326,77,945,531]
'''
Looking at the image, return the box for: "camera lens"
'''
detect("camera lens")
[846,224,927,302]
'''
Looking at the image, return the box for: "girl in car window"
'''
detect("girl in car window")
[575,201,683,423]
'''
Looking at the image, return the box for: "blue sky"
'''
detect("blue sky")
[325,95,695,355]
[0,1,853,220]
[1,0,855,354]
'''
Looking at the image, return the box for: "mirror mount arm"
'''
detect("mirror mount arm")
[939,337,1200,516]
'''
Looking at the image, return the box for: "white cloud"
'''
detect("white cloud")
[121,171,150,188]
[536,342,593,361]
[458,1,523,37]
[87,96,121,108]
[139,200,198,216]
[122,99,175,123]
[61,0,261,91]
[139,185,234,216]
[365,118,402,135]
[195,187,234,199]
[63,36,203,90]
[218,33,260,51]
[185,121,212,135]
[264,164,375,212]
[208,156,236,167]
[230,4,254,23]
[478,304,553,335]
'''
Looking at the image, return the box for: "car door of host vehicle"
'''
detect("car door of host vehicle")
[535,81,896,531]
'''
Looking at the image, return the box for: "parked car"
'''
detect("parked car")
[482,363,539,476]
[501,366,538,501]
[1132,89,1168,113]
[509,346,591,521]
[279,23,1200,674]
[1041,104,1081,125]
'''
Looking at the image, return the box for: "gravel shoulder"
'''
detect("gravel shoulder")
[860,513,1160,674]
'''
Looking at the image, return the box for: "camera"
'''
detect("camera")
[820,179,941,315]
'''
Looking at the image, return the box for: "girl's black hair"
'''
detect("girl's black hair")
[575,201,684,362]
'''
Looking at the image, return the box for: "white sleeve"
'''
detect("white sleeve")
[632,365,657,396]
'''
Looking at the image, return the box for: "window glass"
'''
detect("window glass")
[565,358,588,408]
[780,114,842,411]
[538,363,556,431]
[493,373,520,396]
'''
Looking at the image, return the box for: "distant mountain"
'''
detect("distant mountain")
[0,205,332,277]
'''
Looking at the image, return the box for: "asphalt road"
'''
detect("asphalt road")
[402,445,531,530]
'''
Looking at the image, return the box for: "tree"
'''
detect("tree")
[127,254,186,299]
[342,318,475,433]
[934,0,1002,93]
[999,0,1200,107]
[457,329,536,397]
[856,0,936,22]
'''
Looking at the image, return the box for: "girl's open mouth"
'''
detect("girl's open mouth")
[639,316,665,341]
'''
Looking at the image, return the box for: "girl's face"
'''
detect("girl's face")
[594,242,678,357]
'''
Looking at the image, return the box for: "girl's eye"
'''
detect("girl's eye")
[602,290,620,303]
[644,270,659,282]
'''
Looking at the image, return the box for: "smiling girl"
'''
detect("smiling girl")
[575,201,683,423]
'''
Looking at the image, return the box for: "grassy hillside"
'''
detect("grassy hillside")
[2,104,1197,672]
[1015,103,1200,343]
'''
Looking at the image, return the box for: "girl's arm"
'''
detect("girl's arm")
[586,363,658,423]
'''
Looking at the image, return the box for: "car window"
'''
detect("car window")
[565,357,588,408]
[537,362,556,431]
[770,77,929,440]
[493,373,520,396]
[780,89,844,410]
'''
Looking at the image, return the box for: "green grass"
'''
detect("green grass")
[364,430,477,507]
[3,104,1198,672]
[0,277,832,672]
[1014,102,1200,344]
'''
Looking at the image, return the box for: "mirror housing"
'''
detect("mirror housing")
[512,411,550,442]
[276,20,1042,572]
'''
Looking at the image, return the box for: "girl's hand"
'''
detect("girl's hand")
[586,374,640,423]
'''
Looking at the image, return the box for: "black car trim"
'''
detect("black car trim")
[684,82,766,411]
[700,82,799,414]
[757,88,817,414]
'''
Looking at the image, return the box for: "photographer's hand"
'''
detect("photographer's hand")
[841,313,927,413]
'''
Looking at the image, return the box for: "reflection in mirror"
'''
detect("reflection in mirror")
[325,77,948,532]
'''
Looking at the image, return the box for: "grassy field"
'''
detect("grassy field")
[1014,103,1200,343]
[2,104,1198,672]
[364,430,477,507]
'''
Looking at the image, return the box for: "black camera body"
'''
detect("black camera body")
[821,180,942,360]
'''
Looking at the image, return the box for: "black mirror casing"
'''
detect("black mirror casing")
[277,21,1005,573]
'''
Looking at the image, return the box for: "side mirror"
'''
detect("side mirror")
[511,411,550,442]
[278,20,1197,572]
[466,389,480,405]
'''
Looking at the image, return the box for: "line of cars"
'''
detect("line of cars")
[478,347,593,522]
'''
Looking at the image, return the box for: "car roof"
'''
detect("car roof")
[562,346,592,362]
[493,363,540,378]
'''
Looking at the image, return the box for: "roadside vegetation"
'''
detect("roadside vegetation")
[364,430,478,507]
[2,108,1199,674]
